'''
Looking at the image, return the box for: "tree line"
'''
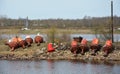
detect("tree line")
[0,16,120,29]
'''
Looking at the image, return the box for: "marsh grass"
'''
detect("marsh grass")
[0,41,47,56]
[93,25,112,42]
[46,26,57,43]
[0,28,94,35]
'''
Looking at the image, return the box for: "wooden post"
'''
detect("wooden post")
[111,1,114,43]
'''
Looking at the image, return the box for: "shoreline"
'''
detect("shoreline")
[0,49,120,63]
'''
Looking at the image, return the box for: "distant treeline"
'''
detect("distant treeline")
[0,16,120,29]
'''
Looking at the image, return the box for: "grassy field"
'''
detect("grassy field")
[0,28,94,34]
[0,28,120,35]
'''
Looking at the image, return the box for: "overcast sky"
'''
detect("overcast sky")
[0,0,119,19]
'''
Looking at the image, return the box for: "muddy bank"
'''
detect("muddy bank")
[0,48,120,63]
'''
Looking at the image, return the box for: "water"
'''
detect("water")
[0,60,120,74]
[70,34,120,42]
[1,34,120,42]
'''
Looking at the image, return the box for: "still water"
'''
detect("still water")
[0,60,120,74]
[1,34,120,42]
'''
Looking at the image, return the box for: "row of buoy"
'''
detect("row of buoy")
[5,34,60,52]
[5,34,114,57]
[72,37,112,47]
[71,36,113,57]
[5,33,44,51]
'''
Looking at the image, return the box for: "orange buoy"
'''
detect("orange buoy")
[92,38,99,45]
[47,43,55,52]
[18,37,22,41]
[81,39,87,45]
[105,40,112,46]
[12,37,22,42]
[71,40,78,47]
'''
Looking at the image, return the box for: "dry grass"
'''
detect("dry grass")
[0,27,120,35]
[0,28,93,34]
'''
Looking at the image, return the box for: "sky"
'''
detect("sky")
[0,0,120,19]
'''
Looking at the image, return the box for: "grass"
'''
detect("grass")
[0,39,47,57]
[0,28,94,34]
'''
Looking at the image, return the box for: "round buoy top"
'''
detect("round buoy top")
[26,35,30,38]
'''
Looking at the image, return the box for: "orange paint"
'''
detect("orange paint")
[81,39,87,45]
[47,43,55,52]
[12,37,22,42]
[92,38,99,45]
[71,40,78,47]
[105,40,112,46]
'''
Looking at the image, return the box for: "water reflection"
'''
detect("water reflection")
[70,59,87,64]
[47,59,55,70]
[0,60,120,74]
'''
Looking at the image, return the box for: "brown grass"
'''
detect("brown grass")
[0,28,93,34]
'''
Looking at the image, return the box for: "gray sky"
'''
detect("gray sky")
[0,0,119,19]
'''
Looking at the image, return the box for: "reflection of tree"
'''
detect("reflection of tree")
[47,59,54,70]
[71,59,87,64]
[47,59,55,74]
[33,61,41,69]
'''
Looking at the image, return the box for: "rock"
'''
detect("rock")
[36,49,44,55]
[24,48,28,50]
[0,55,3,58]
[39,51,44,54]
[64,50,71,54]
[41,47,46,51]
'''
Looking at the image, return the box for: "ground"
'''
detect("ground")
[0,42,120,62]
